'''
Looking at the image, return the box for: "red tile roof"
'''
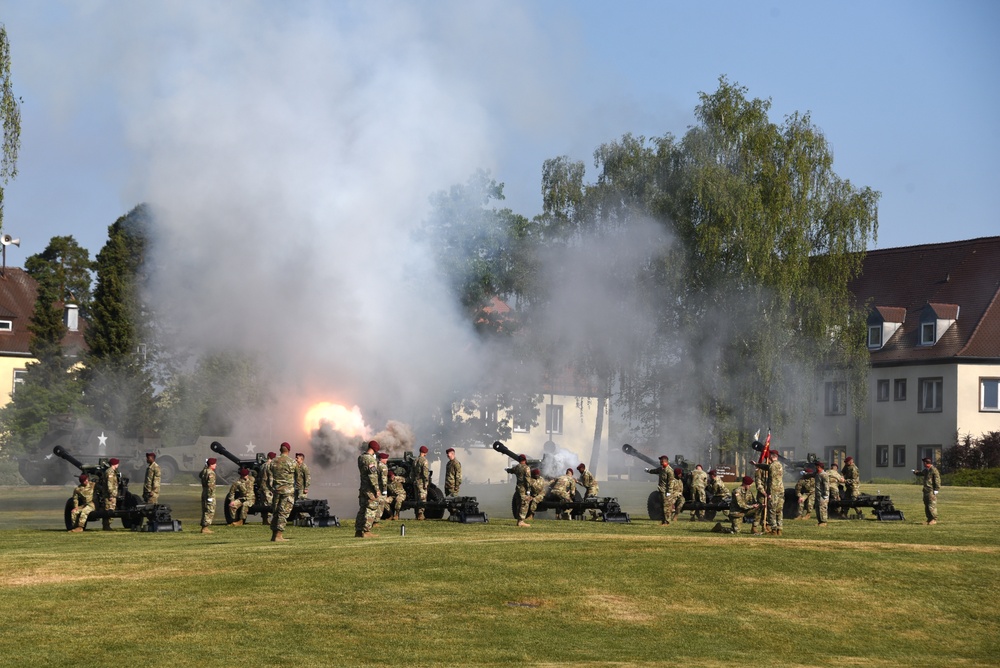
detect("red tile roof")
[0,267,87,358]
[850,237,1000,363]
[873,306,906,323]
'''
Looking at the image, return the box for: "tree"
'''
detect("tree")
[82,205,158,436]
[0,24,20,232]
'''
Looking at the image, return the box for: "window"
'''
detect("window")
[876,445,889,467]
[893,445,906,467]
[0,320,11,332]
[982,378,1000,412]
[12,369,25,393]
[894,379,907,401]
[876,379,890,402]
[868,325,882,348]
[544,404,563,435]
[824,382,847,416]
[512,412,530,433]
[919,445,942,466]
[825,447,847,468]
[920,322,935,345]
[918,377,943,413]
[481,406,497,427]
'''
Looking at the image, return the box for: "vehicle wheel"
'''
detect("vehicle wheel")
[424,485,446,520]
[158,458,178,484]
[510,492,519,519]
[64,498,75,531]
[646,490,665,522]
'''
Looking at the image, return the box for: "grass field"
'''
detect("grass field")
[1,481,998,667]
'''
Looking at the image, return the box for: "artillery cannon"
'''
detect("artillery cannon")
[210,441,341,527]
[54,446,182,532]
[493,441,628,522]
[384,452,487,523]
[621,443,719,521]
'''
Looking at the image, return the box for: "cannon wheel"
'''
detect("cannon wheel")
[510,492,519,519]
[158,457,178,484]
[63,497,80,531]
[569,490,584,520]
[646,490,665,522]
[783,487,800,520]
[120,492,143,529]
[223,496,237,524]
[424,485,446,520]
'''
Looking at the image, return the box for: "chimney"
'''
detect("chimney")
[64,304,79,332]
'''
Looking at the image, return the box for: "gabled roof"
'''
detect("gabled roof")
[872,306,906,323]
[0,267,87,358]
[849,236,1000,363]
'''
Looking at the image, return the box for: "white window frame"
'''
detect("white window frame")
[920,322,935,345]
[876,444,889,467]
[868,325,882,348]
[894,379,907,401]
[918,377,943,413]
[876,379,890,402]
[824,381,847,416]
[981,378,1000,412]
[544,404,563,435]
[893,444,906,467]
[12,368,26,393]
[0,320,12,332]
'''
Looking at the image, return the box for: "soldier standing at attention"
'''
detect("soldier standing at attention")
[669,468,685,522]
[514,454,532,527]
[914,457,941,525]
[386,471,406,520]
[525,469,546,523]
[690,464,708,521]
[355,441,381,537]
[445,448,462,496]
[647,455,675,525]
[69,474,95,532]
[143,452,161,504]
[842,456,863,518]
[412,446,431,520]
[755,450,784,535]
[200,457,217,534]
[753,465,768,534]
[294,452,310,499]
[269,442,297,542]
[719,475,759,534]
[576,463,601,520]
[374,452,390,528]
[101,458,120,531]
[226,468,255,526]
[814,461,830,526]
[257,452,276,525]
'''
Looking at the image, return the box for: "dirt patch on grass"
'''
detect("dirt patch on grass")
[1,565,210,587]
[582,593,655,623]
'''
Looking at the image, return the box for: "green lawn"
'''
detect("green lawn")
[1,482,997,667]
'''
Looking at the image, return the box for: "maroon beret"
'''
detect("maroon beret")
[207,458,217,466]
[659,455,669,462]
[79,474,89,483]
[708,469,717,475]
[577,463,586,471]
[378,452,389,460]
[419,446,428,454]
[295,453,304,458]
[674,468,683,477]
[368,440,380,452]
[279,442,291,452]
[388,471,395,479]
[446,448,455,454]
[146,452,156,459]
[267,452,276,459]
[531,468,541,476]
[845,456,853,463]
[742,475,754,486]
[518,454,527,462]
[239,468,250,477]
[109,458,120,466]
[815,462,825,470]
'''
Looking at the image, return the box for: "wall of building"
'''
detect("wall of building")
[957,363,1000,438]
[0,356,27,409]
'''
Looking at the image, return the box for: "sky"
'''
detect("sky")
[0,1,996,451]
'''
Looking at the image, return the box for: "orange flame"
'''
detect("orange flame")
[303,402,369,437]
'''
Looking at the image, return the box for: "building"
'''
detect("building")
[0,268,86,408]
[811,237,1000,480]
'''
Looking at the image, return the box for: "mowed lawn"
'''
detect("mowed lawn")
[0,482,998,667]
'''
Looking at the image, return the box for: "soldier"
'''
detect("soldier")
[68,474,95,532]
[199,457,217,534]
[842,456,863,519]
[814,461,830,526]
[226,468,255,526]
[689,464,709,521]
[575,462,601,520]
[718,475,759,534]
[513,454,532,527]
[705,469,729,501]
[913,457,941,525]
[294,452,310,500]
[143,452,161,504]
[549,468,575,519]
[753,465,768,535]
[257,451,276,525]
[828,462,846,516]
[100,458,120,531]
[647,455,675,525]
[386,471,406,520]
[412,445,431,520]
[524,469,546,522]
[794,469,815,520]
[669,468,685,522]
[374,452,390,526]
[445,448,462,496]
[756,450,784,535]
[355,440,381,537]
[269,442,297,542]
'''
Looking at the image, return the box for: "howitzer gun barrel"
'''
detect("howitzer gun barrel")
[621,443,658,468]
[209,441,254,468]
[492,440,521,461]
[52,445,87,471]
[751,440,791,465]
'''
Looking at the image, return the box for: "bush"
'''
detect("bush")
[0,456,25,485]
[942,468,1000,488]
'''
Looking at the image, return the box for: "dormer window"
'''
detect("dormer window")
[868,326,882,348]
[920,322,935,345]
[0,319,10,332]
[867,306,904,350]
[919,303,958,347]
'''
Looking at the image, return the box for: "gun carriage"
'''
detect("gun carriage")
[54,446,182,532]
[384,452,487,523]
[621,443,728,521]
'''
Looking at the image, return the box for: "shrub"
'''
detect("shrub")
[942,468,1000,488]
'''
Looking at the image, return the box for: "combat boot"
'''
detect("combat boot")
[102,518,112,531]
[272,531,288,542]
[711,522,724,533]
[927,519,937,525]
[69,526,84,533]
[200,526,213,534]
[817,522,827,527]
[750,526,759,535]
[775,528,783,536]
[516,520,531,527]
[231,520,244,527]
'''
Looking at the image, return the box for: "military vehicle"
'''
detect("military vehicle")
[621,443,728,521]
[54,445,182,532]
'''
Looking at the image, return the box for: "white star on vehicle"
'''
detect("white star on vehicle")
[98,432,108,446]
[244,441,257,454]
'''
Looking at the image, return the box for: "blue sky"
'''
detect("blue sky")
[1,0,997,263]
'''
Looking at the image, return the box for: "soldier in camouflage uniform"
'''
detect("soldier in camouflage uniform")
[705,469,729,501]
[386,471,406,520]
[720,475,759,534]
[689,464,709,521]
[100,458,120,531]
[143,452,161,504]
[269,442,297,541]
[412,446,431,520]
[524,469,546,522]
[646,456,675,525]
[575,463,601,520]
[548,468,575,519]
[513,454,532,527]
[752,466,768,534]
[226,468,255,526]
[842,456,863,518]
[294,452,311,499]
[794,469,815,520]
[257,451,276,525]
[669,468,685,522]
[69,474,95,532]
[827,463,845,516]
[374,452,390,526]
[355,441,381,537]
[914,457,941,524]
[814,461,830,526]
[200,458,217,533]
[765,451,785,535]
[445,448,462,496]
